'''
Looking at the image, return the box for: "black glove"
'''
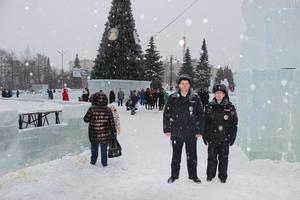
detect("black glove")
[203,138,208,145]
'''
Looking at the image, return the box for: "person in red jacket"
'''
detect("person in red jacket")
[62,88,70,101]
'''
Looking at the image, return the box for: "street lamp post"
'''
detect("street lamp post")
[57,50,67,89]
[169,55,173,91]
[0,56,4,88]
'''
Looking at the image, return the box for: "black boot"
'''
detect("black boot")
[189,177,201,184]
[220,178,227,183]
[206,177,213,182]
[167,176,178,183]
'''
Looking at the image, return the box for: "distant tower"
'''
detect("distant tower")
[74,54,80,68]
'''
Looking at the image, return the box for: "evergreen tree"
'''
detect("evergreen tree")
[194,39,211,90]
[92,0,144,80]
[214,67,224,84]
[225,66,235,92]
[144,36,164,82]
[214,65,235,91]
[178,48,195,82]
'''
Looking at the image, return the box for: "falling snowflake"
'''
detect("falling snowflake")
[276,128,282,132]
[281,80,287,86]
[179,39,185,47]
[246,147,251,152]
[203,18,208,24]
[25,6,29,11]
[140,15,145,20]
[218,125,223,132]
[267,100,271,104]
[282,98,289,104]
[250,84,256,91]
[185,18,192,26]
[258,136,262,140]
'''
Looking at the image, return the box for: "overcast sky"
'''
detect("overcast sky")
[0,0,245,71]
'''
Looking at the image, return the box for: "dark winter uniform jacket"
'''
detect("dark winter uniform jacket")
[84,92,116,144]
[203,97,238,145]
[163,90,204,141]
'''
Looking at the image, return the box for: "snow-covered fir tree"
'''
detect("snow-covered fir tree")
[194,39,211,90]
[214,67,224,84]
[144,36,164,82]
[178,48,195,83]
[92,0,144,80]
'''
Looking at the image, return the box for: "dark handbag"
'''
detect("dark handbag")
[108,136,122,158]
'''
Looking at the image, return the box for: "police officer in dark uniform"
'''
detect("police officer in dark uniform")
[203,84,238,183]
[163,74,204,184]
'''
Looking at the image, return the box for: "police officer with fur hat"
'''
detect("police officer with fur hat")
[203,84,238,183]
[163,74,204,184]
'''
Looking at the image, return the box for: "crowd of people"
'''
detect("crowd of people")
[1,89,13,98]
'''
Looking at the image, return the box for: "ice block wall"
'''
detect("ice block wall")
[0,102,90,174]
[236,69,300,162]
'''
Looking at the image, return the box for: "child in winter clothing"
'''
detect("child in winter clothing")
[108,105,121,135]
[62,88,69,101]
[84,92,116,167]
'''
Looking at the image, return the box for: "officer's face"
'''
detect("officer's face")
[179,80,190,93]
[215,91,225,102]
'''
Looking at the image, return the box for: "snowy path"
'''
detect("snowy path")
[0,106,300,200]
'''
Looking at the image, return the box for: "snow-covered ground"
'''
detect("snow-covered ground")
[0,105,300,200]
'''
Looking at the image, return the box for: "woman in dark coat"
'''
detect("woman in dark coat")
[109,90,116,104]
[84,92,116,167]
[81,88,90,102]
